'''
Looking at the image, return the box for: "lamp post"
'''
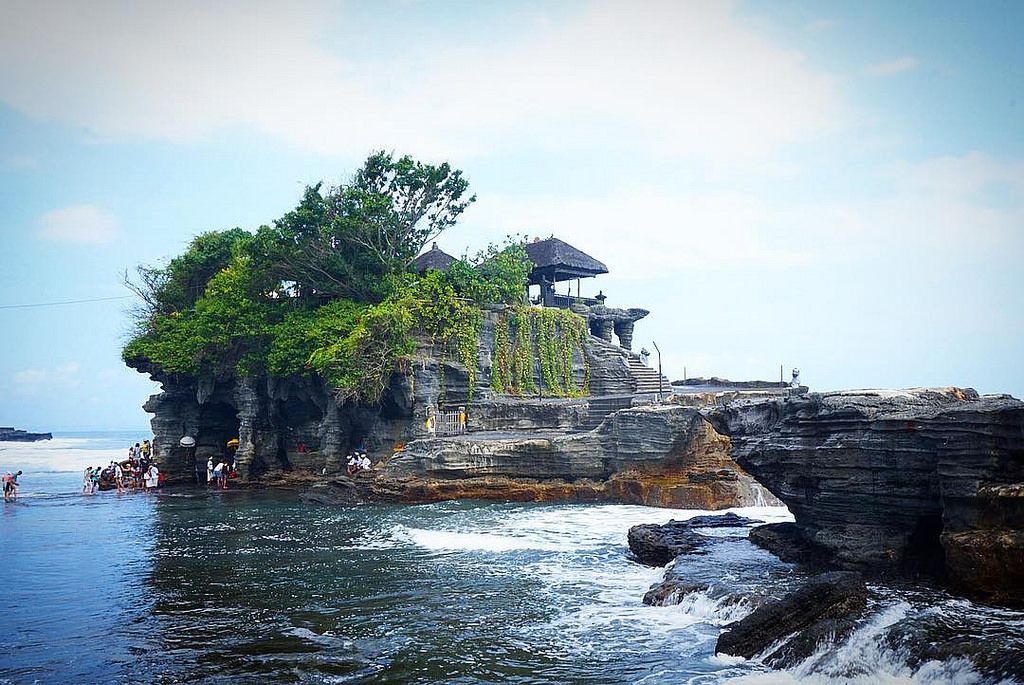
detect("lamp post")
[652,341,663,401]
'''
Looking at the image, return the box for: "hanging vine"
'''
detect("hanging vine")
[491,307,589,396]
[491,314,513,393]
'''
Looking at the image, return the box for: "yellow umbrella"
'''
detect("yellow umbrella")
[226,438,240,448]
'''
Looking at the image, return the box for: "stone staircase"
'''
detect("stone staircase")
[581,335,672,430]
[627,356,670,395]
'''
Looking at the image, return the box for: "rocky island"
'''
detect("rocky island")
[0,426,52,442]
[123,152,1022,613]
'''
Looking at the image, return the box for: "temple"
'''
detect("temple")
[417,237,649,352]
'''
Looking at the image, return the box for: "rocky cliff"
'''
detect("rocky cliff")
[369,404,770,508]
[705,387,1024,605]
[134,307,764,511]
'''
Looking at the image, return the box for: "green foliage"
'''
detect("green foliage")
[413,271,482,394]
[490,307,589,397]
[123,256,277,378]
[126,228,252,322]
[266,299,366,377]
[440,238,531,306]
[491,315,513,393]
[308,296,416,402]
[122,153,533,405]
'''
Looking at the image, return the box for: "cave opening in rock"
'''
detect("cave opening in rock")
[196,401,240,475]
[279,397,324,454]
[902,513,947,579]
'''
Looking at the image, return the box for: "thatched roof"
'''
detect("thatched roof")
[525,237,608,283]
[414,243,457,273]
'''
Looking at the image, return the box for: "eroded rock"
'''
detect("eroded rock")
[706,388,1024,605]
[628,512,764,566]
[715,571,868,663]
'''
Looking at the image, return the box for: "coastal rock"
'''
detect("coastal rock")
[705,388,1024,605]
[715,571,868,664]
[628,524,709,565]
[748,522,832,568]
[642,579,708,606]
[300,477,361,505]
[374,405,768,509]
[628,513,763,566]
[0,427,52,442]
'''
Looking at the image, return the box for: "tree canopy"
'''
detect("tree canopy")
[123,152,533,404]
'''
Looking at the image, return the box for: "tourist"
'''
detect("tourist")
[83,467,93,494]
[145,463,160,491]
[359,453,372,471]
[346,453,359,477]
[91,467,101,492]
[141,439,151,459]
[214,461,228,489]
[113,461,125,494]
[3,470,22,501]
[207,457,214,486]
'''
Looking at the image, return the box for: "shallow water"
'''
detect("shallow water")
[2,437,1023,684]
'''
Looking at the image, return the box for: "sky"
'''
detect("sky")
[0,0,1021,431]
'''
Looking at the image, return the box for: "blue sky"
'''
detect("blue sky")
[0,0,1021,430]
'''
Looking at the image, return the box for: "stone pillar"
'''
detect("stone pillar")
[614,321,635,351]
[146,389,200,484]
[595,319,614,343]
[319,398,346,474]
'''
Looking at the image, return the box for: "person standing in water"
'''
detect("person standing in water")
[113,461,125,494]
[3,470,22,501]
[206,457,214,486]
[145,463,159,491]
[83,467,93,494]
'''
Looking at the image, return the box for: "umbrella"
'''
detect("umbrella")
[227,438,240,448]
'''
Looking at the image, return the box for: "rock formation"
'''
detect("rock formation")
[368,405,767,508]
[705,388,1024,605]
[715,571,868,665]
[132,309,765,511]
[627,512,763,565]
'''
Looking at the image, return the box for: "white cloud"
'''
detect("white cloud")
[38,204,119,244]
[0,1,842,162]
[14,362,82,396]
[454,152,1024,282]
[864,56,919,76]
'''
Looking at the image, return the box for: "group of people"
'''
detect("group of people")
[2,470,22,501]
[346,450,372,477]
[206,456,235,489]
[81,439,162,495]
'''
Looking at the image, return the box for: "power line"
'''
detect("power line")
[0,295,132,310]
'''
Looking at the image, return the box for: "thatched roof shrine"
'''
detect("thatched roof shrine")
[414,242,457,273]
[524,237,609,286]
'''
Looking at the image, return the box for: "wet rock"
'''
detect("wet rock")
[386,406,768,509]
[628,523,708,565]
[706,388,1024,605]
[883,609,1024,682]
[715,571,868,661]
[642,579,708,606]
[628,513,762,566]
[682,512,762,528]
[749,522,833,568]
[299,477,362,505]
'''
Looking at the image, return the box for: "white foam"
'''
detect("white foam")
[403,526,571,552]
[725,602,993,685]
[0,437,127,473]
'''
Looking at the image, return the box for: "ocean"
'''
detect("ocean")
[1,433,1022,684]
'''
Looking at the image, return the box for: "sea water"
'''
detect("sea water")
[1,434,1022,684]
